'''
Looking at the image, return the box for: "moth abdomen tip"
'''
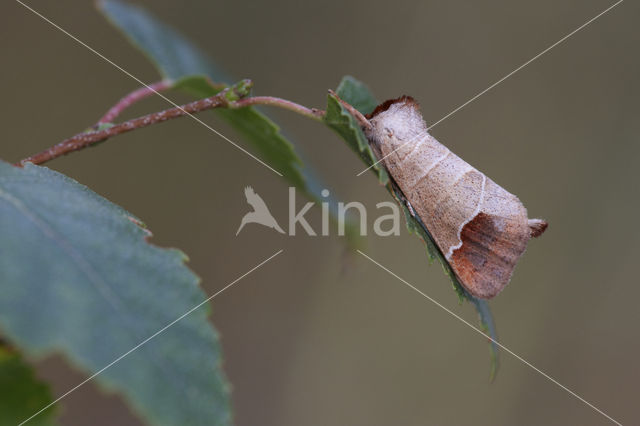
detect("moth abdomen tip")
[528,218,548,238]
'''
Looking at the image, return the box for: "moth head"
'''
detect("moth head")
[366,96,429,146]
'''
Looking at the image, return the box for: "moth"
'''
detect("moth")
[359,96,547,299]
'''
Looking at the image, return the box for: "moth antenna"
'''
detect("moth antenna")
[528,219,548,238]
[328,89,372,131]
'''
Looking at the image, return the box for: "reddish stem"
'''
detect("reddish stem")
[18,93,231,166]
[232,96,325,121]
[327,89,371,130]
[17,89,327,166]
[97,80,172,124]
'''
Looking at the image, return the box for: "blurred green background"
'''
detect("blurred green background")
[2,0,638,425]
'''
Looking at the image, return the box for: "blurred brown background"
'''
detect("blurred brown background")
[1,0,638,425]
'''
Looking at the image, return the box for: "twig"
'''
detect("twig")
[17,81,327,166]
[97,80,172,124]
[231,96,324,121]
[327,89,372,130]
[18,89,235,166]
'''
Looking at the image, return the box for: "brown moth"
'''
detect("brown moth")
[363,96,547,299]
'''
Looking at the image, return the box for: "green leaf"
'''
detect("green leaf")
[326,76,499,376]
[469,298,499,381]
[98,0,361,242]
[0,161,230,426]
[174,77,306,189]
[98,0,229,82]
[323,85,388,185]
[98,0,304,193]
[335,76,379,115]
[0,344,57,426]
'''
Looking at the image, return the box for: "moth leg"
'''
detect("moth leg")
[388,176,417,218]
[406,200,416,217]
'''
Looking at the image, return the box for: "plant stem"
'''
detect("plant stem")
[18,92,233,166]
[97,80,172,124]
[327,89,371,130]
[17,85,327,166]
[231,96,325,121]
